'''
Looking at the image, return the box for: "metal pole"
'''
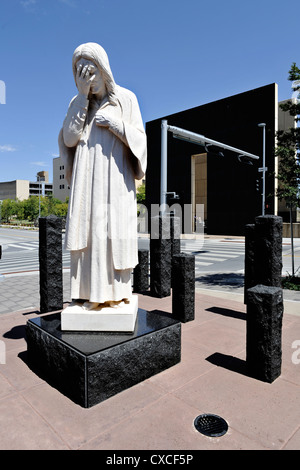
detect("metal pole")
[161,120,168,212]
[38,175,41,218]
[258,123,266,215]
[290,205,295,277]
[160,121,261,217]
[168,125,260,160]
[262,124,266,216]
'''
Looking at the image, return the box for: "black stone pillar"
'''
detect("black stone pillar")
[254,215,283,287]
[246,285,283,383]
[244,224,255,304]
[170,214,181,257]
[133,249,149,293]
[170,214,181,288]
[172,253,195,322]
[150,215,172,298]
[39,215,63,313]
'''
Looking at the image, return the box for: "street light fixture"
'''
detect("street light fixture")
[160,120,260,210]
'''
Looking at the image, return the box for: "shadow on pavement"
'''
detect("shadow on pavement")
[195,272,244,288]
[206,352,249,377]
[205,306,246,321]
[3,324,26,340]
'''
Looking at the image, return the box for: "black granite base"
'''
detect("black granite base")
[26,309,181,408]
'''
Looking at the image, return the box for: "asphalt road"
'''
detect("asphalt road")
[0,227,246,276]
[1,226,299,281]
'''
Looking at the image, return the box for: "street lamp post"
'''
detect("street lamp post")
[258,123,267,215]
[37,175,41,218]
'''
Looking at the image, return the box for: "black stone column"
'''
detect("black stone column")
[170,214,181,257]
[170,214,181,288]
[244,224,255,304]
[39,215,63,313]
[172,253,195,322]
[246,285,283,383]
[150,215,172,298]
[254,215,283,287]
[133,249,149,293]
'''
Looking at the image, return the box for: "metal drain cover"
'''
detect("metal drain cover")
[194,414,228,437]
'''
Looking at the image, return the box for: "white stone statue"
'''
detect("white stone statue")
[58,42,147,331]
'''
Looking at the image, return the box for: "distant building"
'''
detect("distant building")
[0,171,53,201]
[0,179,29,201]
[53,156,70,202]
[29,171,53,197]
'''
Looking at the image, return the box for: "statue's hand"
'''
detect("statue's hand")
[76,63,95,97]
[95,110,125,143]
[95,111,114,128]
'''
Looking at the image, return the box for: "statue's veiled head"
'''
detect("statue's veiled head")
[72,42,117,105]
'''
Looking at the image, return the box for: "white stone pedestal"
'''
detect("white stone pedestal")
[61,295,138,332]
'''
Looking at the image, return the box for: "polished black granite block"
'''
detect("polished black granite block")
[26,309,181,408]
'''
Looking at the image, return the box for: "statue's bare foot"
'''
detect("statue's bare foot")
[106,300,120,308]
[69,299,82,306]
[82,301,100,311]
[105,298,130,308]
[65,299,83,310]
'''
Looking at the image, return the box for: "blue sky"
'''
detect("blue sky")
[0,0,299,183]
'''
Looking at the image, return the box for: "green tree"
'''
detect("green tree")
[42,195,57,216]
[54,202,68,217]
[15,199,25,221]
[1,199,17,223]
[136,183,146,204]
[275,62,300,275]
[23,196,40,222]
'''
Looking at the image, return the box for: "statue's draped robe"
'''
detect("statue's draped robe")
[58,86,147,303]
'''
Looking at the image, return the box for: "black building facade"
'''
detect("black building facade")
[145,84,278,236]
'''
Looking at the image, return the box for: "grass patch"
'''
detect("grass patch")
[282,273,300,291]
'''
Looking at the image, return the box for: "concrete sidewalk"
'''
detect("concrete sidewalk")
[0,272,299,450]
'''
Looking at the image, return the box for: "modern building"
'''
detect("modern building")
[29,171,53,197]
[145,83,295,235]
[0,179,29,201]
[0,171,53,201]
[53,156,70,202]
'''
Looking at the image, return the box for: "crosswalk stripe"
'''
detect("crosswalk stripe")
[202,253,238,258]
[18,242,39,246]
[195,262,213,266]
[0,254,70,272]
[8,244,35,250]
[214,250,244,256]
[197,256,227,262]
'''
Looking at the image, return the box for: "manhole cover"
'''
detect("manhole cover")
[194,414,228,437]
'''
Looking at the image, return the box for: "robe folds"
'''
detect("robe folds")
[58,85,147,303]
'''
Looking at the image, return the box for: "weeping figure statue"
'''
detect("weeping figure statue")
[58,43,147,331]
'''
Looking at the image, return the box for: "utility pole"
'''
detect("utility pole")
[258,123,267,216]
